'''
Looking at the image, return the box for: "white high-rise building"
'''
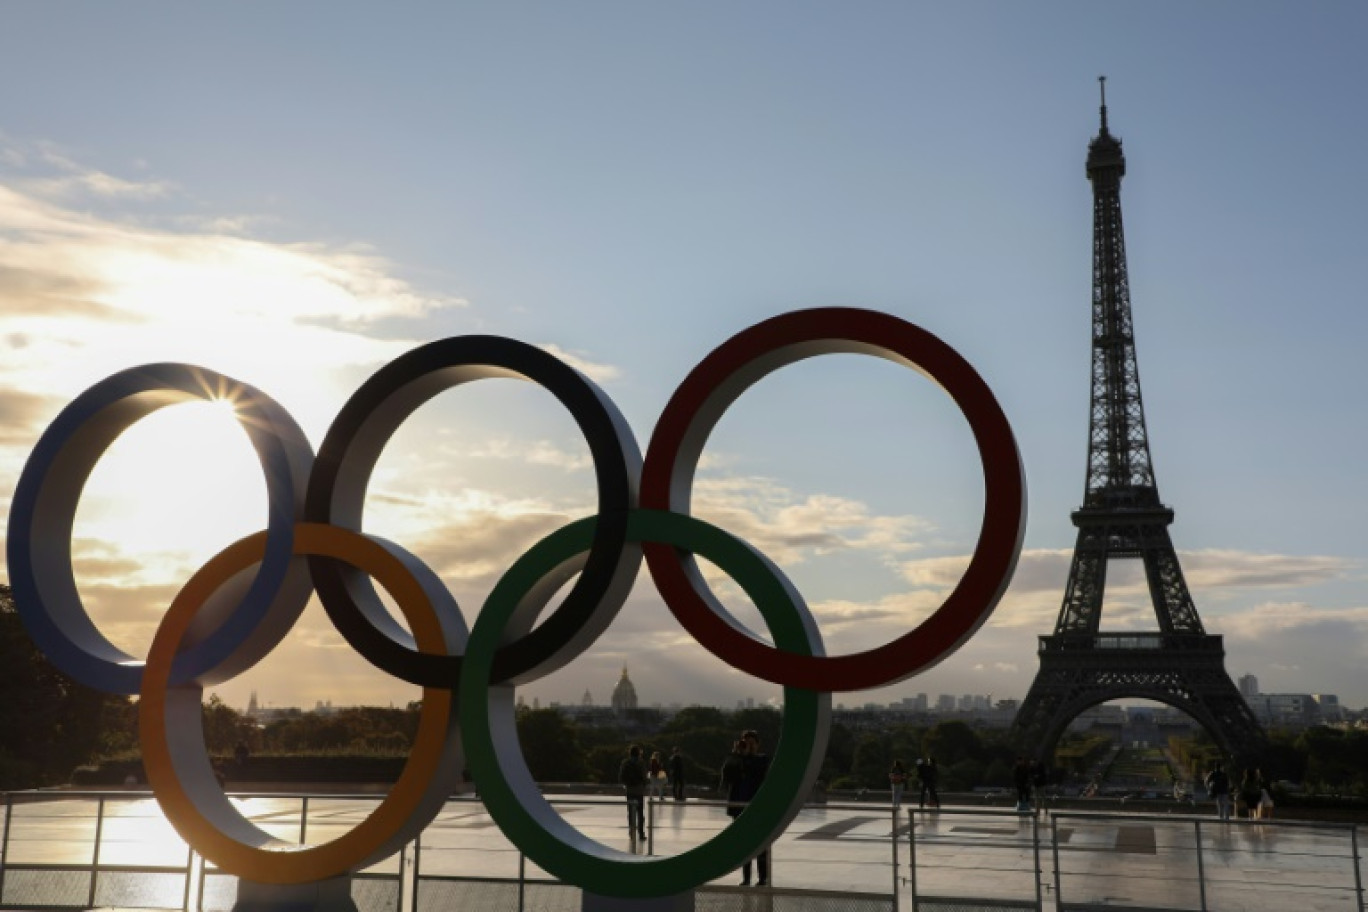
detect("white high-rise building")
[1238,673,1259,698]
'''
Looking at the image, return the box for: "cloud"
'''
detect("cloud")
[0,165,469,452]
[1217,601,1368,642]
[457,437,594,471]
[0,263,116,319]
[693,475,931,568]
[1181,550,1353,589]
[0,137,174,201]
[537,344,621,384]
[24,171,173,201]
[0,388,63,445]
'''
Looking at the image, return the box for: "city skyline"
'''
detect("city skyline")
[1,6,1365,716]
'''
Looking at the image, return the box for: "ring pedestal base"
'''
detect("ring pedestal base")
[584,890,695,912]
[233,875,358,912]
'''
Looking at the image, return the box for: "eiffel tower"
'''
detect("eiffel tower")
[1011,80,1265,763]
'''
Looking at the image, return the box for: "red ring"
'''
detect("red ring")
[641,307,1026,691]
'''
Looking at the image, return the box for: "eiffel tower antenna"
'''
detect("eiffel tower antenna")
[1010,85,1265,764]
[1098,75,1108,132]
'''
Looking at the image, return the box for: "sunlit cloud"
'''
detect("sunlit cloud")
[694,475,931,567]
[1180,550,1353,589]
[454,437,595,471]
[537,343,621,384]
[0,389,61,444]
[0,174,465,457]
[0,137,175,201]
[1217,601,1368,642]
[24,170,173,201]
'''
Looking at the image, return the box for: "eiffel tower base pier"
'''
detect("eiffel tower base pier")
[1012,633,1266,764]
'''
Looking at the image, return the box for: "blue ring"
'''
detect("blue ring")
[6,364,315,693]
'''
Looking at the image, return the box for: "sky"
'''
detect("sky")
[1,4,1365,717]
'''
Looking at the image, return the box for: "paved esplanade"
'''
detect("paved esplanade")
[2,794,1363,911]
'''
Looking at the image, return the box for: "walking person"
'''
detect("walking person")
[725,730,771,886]
[618,744,647,841]
[1239,768,1261,821]
[918,757,941,809]
[669,747,687,801]
[1255,769,1274,820]
[1204,761,1231,821]
[648,750,667,801]
[1030,760,1048,816]
[888,759,908,808]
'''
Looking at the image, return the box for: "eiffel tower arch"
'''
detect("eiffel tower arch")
[1011,80,1265,764]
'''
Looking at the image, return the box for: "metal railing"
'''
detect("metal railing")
[1051,810,1365,912]
[1,791,1363,911]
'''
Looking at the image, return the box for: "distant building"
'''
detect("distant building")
[936,694,956,712]
[1313,694,1342,722]
[581,689,594,707]
[611,666,638,714]
[1067,704,1126,732]
[1238,674,1259,698]
[1250,693,1320,728]
[246,691,260,717]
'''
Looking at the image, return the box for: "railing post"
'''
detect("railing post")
[182,847,195,912]
[647,796,654,856]
[300,795,310,844]
[1051,814,1063,907]
[1194,818,1208,912]
[907,807,918,912]
[0,792,14,904]
[1351,825,1362,912]
[890,803,899,912]
[410,836,422,912]
[518,852,526,912]
[89,796,106,909]
[1032,812,1042,912]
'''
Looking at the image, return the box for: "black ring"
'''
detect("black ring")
[305,336,641,687]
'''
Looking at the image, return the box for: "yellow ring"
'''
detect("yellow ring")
[139,522,462,883]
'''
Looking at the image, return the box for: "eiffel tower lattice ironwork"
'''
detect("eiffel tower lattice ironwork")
[1011,80,1265,762]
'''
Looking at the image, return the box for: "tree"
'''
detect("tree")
[850,734,891,788]
[922,720,983,766]
[0,584,129,788]
[515,708,588,782]
[203,694,255,754]
[730,707,782,751]
[823,722,856,780]
[662,706,727,734]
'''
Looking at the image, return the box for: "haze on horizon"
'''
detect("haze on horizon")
[0,5,1364,717]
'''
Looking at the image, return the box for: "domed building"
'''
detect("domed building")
[610,665,638,715]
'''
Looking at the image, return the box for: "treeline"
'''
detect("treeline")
[0,585,126,789]
[6,575,1367,798]
[141,698,1035,792]
[129,700,1368,798]
[79,694,1036,792]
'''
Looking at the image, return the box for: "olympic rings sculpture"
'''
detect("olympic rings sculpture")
[8,308,1025,900]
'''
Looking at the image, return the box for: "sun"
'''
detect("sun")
[72,400,273,657]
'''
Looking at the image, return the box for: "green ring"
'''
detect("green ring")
[459,509,830,898]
